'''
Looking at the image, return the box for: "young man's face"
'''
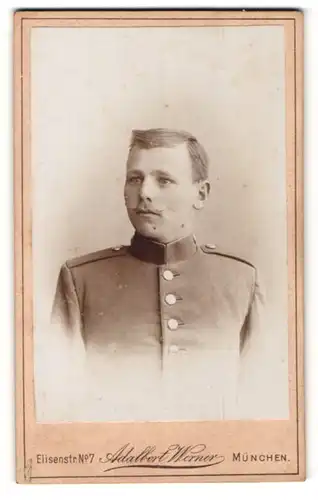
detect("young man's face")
[124,143,209,243]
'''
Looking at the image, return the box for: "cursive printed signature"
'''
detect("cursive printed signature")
[99,443,225,472]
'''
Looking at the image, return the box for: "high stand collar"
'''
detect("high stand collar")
[129,232,198,265]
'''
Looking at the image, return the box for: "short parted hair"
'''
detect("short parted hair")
[127,128,209,182]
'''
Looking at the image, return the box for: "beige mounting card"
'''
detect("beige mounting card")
[14,10,304,484]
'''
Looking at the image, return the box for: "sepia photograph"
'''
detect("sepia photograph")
[15,10,304,483]
[33,22,287,423]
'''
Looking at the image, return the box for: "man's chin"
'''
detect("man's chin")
[137,227,162,241]
[131,221,165,242]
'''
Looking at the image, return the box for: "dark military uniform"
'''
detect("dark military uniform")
[52,232,263,421]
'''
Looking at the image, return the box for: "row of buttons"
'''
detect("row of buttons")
[162,269,180,331]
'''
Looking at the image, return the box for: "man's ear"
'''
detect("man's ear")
[193,180,210,210]
[198,180,210,201]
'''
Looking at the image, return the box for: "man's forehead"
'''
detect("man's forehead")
[127,143,191,171]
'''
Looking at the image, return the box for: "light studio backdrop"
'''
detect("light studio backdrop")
[31,26,288,421]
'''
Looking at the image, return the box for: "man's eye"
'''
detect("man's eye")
[158,177,173,186]
[128,177,142,184]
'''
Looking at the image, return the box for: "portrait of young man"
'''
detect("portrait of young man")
[50,128,264,422]
[32,25,289,424]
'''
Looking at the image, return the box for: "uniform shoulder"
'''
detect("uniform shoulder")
[200,244,256,270]
[66,245,128,269]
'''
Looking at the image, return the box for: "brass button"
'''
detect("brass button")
[163,270,174,281]
[165,294,177,305]
[167,318,179,331]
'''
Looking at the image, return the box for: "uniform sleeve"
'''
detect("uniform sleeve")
[51,263,82,336]
[240,270,265,354]
[235,271,267,418]
[37,265,86,420]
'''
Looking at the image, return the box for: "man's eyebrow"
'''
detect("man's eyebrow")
[126,169,144,176]
[154,169,177,179]
[126,168,177,180]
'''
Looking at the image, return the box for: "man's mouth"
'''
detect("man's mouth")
[135,208,161,216]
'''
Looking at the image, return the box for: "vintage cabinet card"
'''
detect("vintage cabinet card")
[14,10,304,483]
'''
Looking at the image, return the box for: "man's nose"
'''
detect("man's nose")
[139,176,157,201]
